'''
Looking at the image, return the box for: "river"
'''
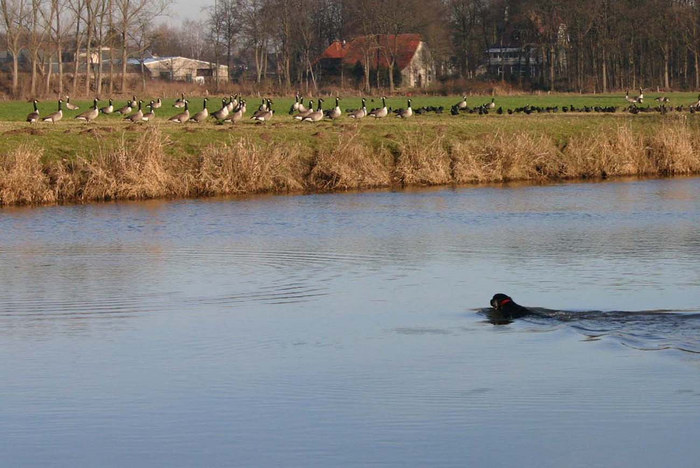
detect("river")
[1,178,699,467]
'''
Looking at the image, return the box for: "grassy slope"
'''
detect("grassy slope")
[2,92,699,164]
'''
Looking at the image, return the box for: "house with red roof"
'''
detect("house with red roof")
[316,34,434,88]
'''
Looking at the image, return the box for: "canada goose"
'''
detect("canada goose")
[257,98,270,112]
[125,100,144,122]
[152,98,162,109]
[65,96,79,110]
[654,96,670,103]
[128,95,138,108]
[42,99,63,123]
[174,93,186,108]
[690,94,700,109]
[624,90,638,104]
[211,98,230,121]
[169,100,189,123]
[230,100,246,124]
[100,98,114,114]
[142,101,155,121]
[298,97,308,113]
[636,88,644,103]
[368,97,388,118]
[486,97,496,109]
[190,98,209,122]
[251,99,273,122]
[397,99,413,118]
[117,101,132,115]
[227,95,238,112]
[26,100,40,123]
[293,100,314,120]
[303,99,324,122]
[290,93,301,114]
[457,95,468,109]
[75,98,99,122]
[326,97,342,119]
[349,98,367,119]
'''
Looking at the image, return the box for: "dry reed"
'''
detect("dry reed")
[3,119,700,207]
[308,132,393,190]
[394,133,452,186]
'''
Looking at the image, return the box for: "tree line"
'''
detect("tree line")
[2,0,700,97]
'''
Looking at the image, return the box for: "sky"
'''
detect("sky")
[168,0,208,23]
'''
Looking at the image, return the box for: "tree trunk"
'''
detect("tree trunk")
[11,55,19,96]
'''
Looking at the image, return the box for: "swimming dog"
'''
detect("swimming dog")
[488,293,532,324]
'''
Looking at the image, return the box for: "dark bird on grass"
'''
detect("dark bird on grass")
[26,99,40,123]
[100,98,114,114]
[75,98,100,122]
[42,99,63,123]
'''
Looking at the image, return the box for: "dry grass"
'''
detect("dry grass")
[394,133,452,186]
[309,132,393,190]
[196,138,307,195]
[2,119,700,207]
[0,145,55,205]
[451,132,561,183]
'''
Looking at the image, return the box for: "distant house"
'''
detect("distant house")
[317,34,434,88]
[129,56,229,84]
[485,45,541,79]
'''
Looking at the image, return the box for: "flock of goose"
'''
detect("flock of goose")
[23,91,700,124]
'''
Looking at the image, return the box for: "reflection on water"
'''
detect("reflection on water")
[479,307,700,353]
[1,178,700,467]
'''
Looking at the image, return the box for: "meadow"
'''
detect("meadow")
[2,92,700,206]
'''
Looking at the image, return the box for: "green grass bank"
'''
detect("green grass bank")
[2,93,700,206]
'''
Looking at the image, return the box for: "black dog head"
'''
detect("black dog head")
[490,293,513,311]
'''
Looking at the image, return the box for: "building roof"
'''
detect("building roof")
[126,56,228,69]
[317,34,423,71]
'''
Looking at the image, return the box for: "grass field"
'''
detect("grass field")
[2,92,700,206]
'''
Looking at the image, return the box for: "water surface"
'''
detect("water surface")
[1,178,700,467]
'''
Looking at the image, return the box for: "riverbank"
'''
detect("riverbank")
[2,109,700,206]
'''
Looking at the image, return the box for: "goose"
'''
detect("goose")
[117,101,132,115]
[42,99,63,123]
[690,94,700,109]
[26,100,40,123]
[124,100,144,122]
[397,99,413,118]
[298,97,308,113]
[226,95,238,112]
[636,88,644,103]
[65,96,79,110]
[152,98,162,109]
[289,93,301,114]
[654,96,670,103]
[457,95,468,109]
[251,99,273,122]
[257,98,269,111]
[190,98,209,122]
[174,93,186,108]
[293,100,314,120]
[349,98,367,119]
[169,100,190,123]
[75,98,99,122]
[100,98,114,114]
[128,95,138,108]
[486,97,496,109]
[303,99,324,122]
[211,98,230,121]
[325,97,342,119]
[229,100,246,124]
[142,101,156,121]
[624,90,638,104]
[368,97,388,118]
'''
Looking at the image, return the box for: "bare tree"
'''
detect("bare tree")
[1,0,30,96]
